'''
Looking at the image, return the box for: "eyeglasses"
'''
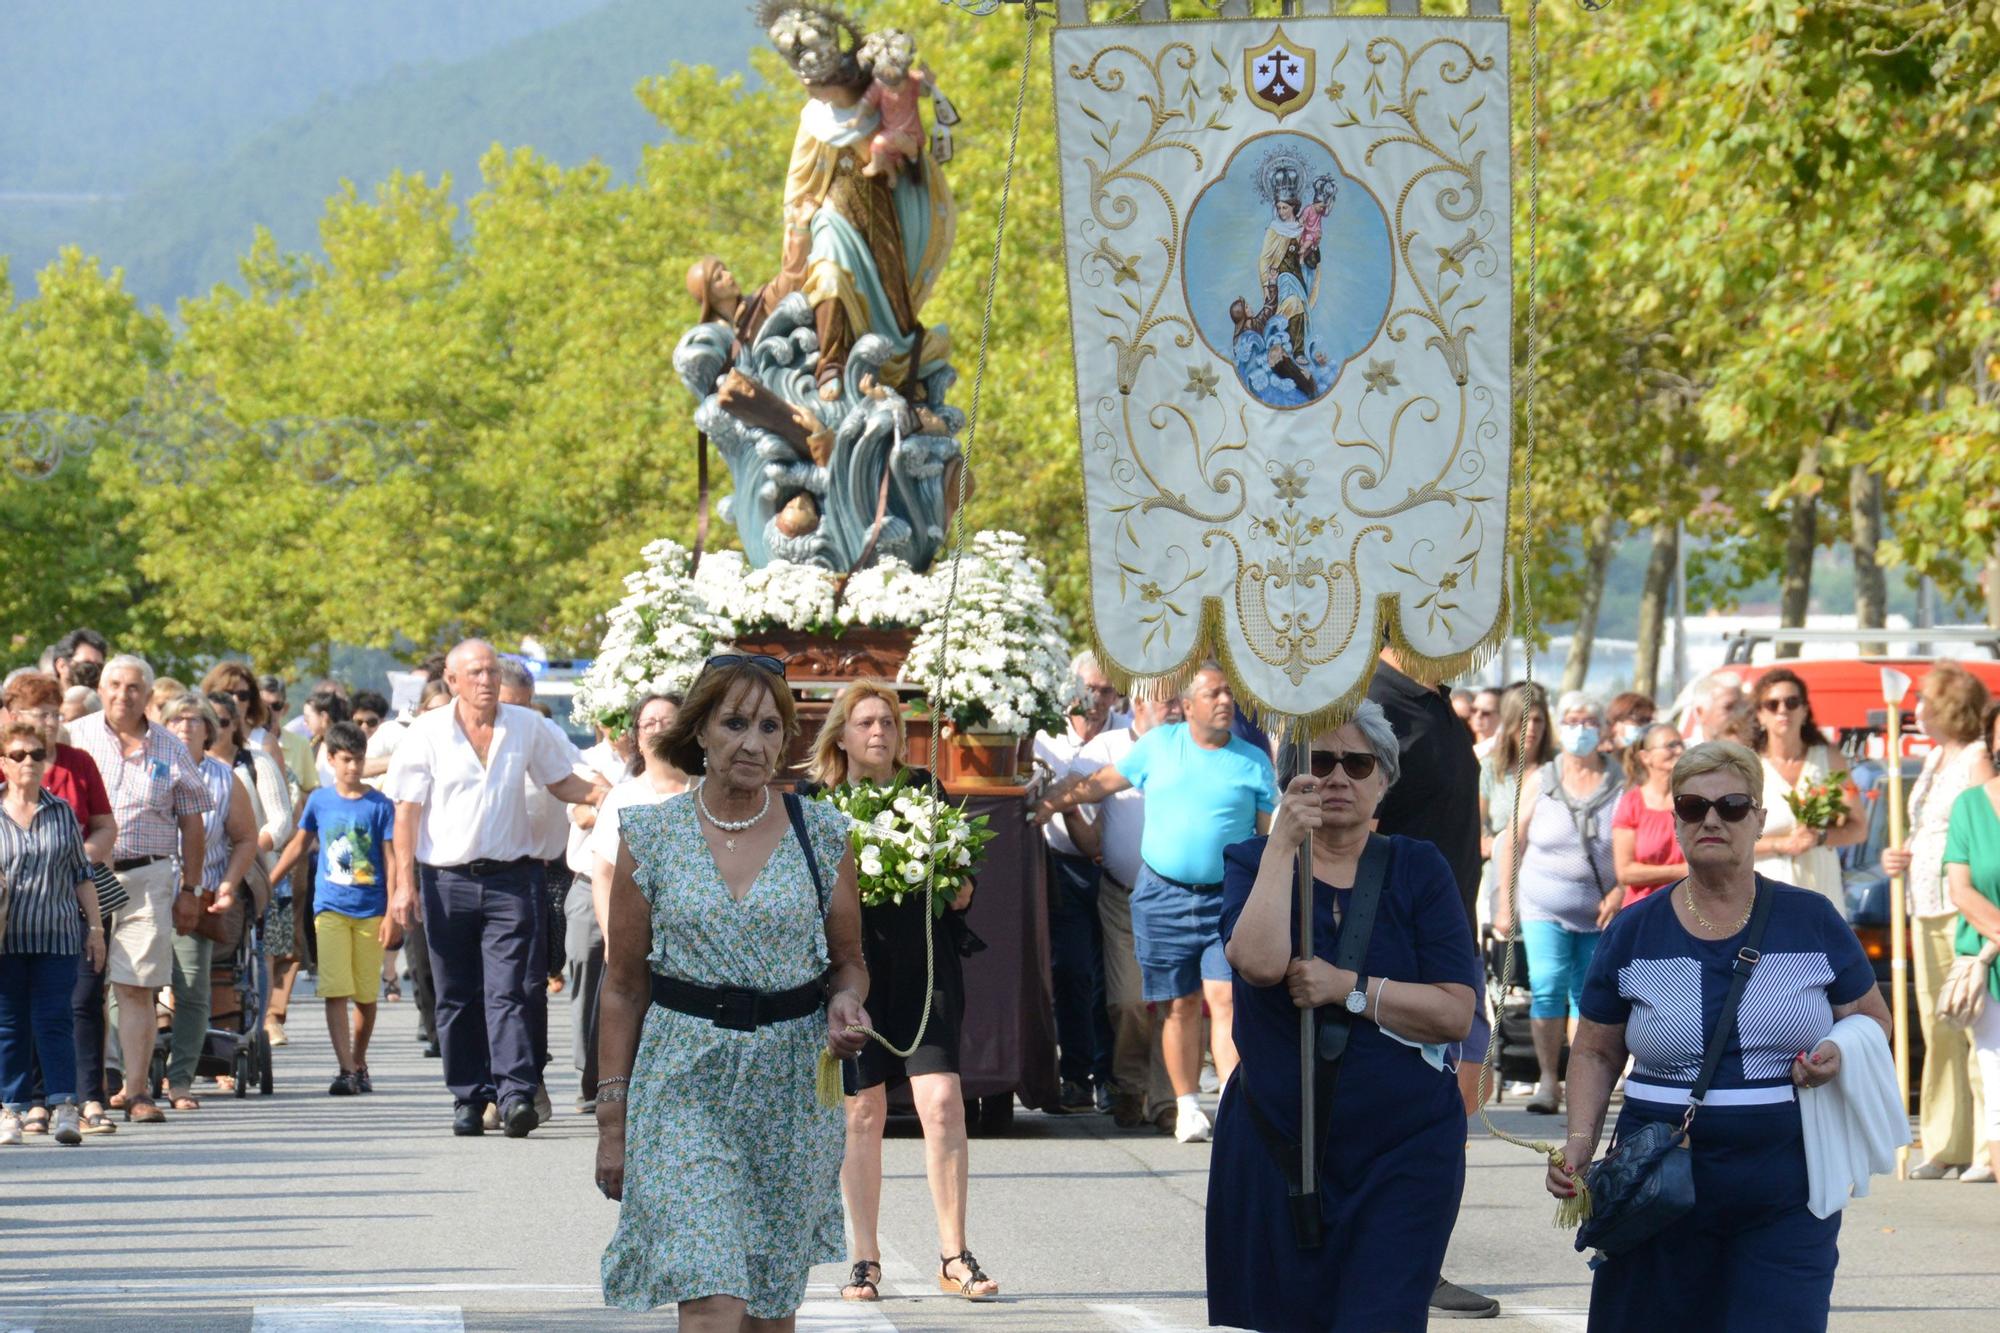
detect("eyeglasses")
[703,653,787,676]
[1759,695,1805,714]
[1310,749,1379,781]
[1672,793,1758,823]
[1470,706,1497,718]
[3,748,49,764]
[1647,740,1687,755]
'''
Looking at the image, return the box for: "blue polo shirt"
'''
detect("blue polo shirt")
[1114,722,1278,885]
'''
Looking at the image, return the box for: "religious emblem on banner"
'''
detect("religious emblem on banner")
[1052,15,1512,728]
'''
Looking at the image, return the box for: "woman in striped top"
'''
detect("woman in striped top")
[0,720,105,1147]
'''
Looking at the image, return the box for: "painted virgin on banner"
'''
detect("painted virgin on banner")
[1052,15,1512,726]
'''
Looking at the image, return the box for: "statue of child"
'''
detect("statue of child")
[857,28,929,179]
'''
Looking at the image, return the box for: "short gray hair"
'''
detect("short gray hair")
[101,653,156,690]
[1555,689,1604,722]
[1069,649,1103,682]
[64,685,102,715]
[497,659,536,692]
[1346,699,1402,789]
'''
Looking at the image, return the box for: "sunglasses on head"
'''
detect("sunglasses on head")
[4,747,48,764]
[1310,749,1378,781]
[1759,695,1805,714]
[1673,793,1758,823]
[704,653,787,676]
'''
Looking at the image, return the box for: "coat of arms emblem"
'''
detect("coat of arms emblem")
[1244,27,1314,120]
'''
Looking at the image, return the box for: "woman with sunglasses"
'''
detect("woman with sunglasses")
[1612,724,1689,909]
[1549,741,1890,1330]
[0,720,106,1147]
[1749,669,1863,903]
[1211,700,1479,1333]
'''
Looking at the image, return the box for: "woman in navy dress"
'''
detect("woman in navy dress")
[1548,741,1890,1332]
[1210,701,1481,1333]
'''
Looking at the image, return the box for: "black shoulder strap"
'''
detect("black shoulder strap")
[784,792,831,916]
[1317,834,1391,1063]
[1687,876,1777,1116]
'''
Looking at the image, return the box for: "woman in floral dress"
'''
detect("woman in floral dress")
[595,657,870,1331]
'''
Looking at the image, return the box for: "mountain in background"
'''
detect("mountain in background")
[0,0,759,310]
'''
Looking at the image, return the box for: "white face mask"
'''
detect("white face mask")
[1559,723,1600,757]
[1618,722,1648,748]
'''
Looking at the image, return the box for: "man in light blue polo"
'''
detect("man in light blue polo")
[1034,664,1276,1143]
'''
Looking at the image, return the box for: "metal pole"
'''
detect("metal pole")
[1274,721,1315,1221]
[1884,687,1913,1178]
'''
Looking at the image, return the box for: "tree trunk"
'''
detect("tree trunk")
[1562,510,1618,695]
[1776,446,1821,659]
[1849,464,1888,655]
[1633,517,1678,700]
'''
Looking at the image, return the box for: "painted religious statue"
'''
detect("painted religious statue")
[673,2,965,575]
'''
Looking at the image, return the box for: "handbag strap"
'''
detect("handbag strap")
[1316,834,1392,1063]
[1683,875,1776,1128]
[784,793,831,917]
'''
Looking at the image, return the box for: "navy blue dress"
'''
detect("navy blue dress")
[1207,835,1480,1333]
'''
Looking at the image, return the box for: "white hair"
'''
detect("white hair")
[1555,689,1604,722]
[64,685,102,715]
[1346,699,1402,789]
[1070,649,1103,681]
[101,653,156,690]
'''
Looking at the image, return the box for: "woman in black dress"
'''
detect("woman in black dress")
[804,680,1000,1304]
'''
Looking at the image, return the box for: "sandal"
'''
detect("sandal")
[939,1250,999,1302]
[841,1259,883,1302]
[108,1090,130,1111]
[168,1090,201,1112]
[126,1097,165,1124]
[80,1103,116,1136]
[23,1106,50,1135]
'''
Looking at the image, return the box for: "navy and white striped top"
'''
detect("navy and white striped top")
[1,788,92,955]
[1580,878,1873,1107]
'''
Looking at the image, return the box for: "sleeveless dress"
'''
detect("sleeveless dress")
[1753,745,1845,904]
[599,793,852,1317]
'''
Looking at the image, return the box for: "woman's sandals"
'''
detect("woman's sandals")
[939,1250,1000,1301]
[841,1260,883,1303]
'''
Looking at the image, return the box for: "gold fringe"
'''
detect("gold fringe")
[815,1047,844,1109]
[1550,1148,1592,1230]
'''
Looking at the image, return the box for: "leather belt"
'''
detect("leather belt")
[650,972,825,1032]
[433,857,533,878]
[1144,863,1222,893]
[113,855,166,873]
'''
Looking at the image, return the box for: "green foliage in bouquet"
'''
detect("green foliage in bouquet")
[1784,771,1850,833]
[821,776,997,918]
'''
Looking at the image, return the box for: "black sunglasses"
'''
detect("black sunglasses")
[223,688,256,703]
[1673,793,1758,824]
[704,653,787,676]
[4,747,49,764]
[1310,749,1378,781]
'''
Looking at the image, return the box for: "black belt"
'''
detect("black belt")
[1144,863,1222,893]
[650,972,825,1032]
[113,855,166,873]
[432,857,533,878]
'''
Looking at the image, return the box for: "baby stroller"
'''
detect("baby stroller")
[1482,925,1565,1096]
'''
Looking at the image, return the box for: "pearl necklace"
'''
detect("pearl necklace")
[696,779,770,852]
[1683,882,1752,935]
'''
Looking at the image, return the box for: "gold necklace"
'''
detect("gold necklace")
[1683,882,1752,935]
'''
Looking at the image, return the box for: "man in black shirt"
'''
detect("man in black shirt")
[1367,646,1501,1322]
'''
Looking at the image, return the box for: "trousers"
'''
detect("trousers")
[1913,911,1986,1163]
[1098,872,1175,1121]
[0,953,81,1108]
[565,873,604,1098]
[420,860,542,1108]
[165,932,213,1089]
[1047,849,1112,1086]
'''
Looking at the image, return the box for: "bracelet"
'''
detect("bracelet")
[595,1085,630,1106]
[597,1075,631,1088]
[1373,978,1387,1024]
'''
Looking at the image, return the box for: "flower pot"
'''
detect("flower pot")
[936,726,1025,788]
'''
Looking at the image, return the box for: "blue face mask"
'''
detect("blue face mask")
[1560,724,1601,757]
[1618,722,1648,748]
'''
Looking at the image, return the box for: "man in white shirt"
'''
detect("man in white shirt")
[1063,687,1182,1131]
[383,640,606,1139]
[1032,650,1125,1113]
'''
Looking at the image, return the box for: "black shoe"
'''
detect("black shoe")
[423,1040,441,1058]
[500,1095,536,1138]
[1094,1082,1115,1114]
[328,1071,359,1097]
[452,1102,485,1136]
[1058,1078,1094,1113]
[354,1067,373,1094]
[1430,1277,1500,1318]
[415,1028,432,1044]
[1111,1091,1146,1129]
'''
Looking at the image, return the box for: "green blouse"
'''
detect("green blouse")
[1941,784,2000,1001]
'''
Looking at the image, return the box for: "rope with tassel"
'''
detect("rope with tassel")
[815,0,1042,1107]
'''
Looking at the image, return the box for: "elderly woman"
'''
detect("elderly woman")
[802,680,998,1305]
[1881,663,1995,1179]
[1494,690,1624,1114]
[0,721,107,1146]
[595,655,870,1331]
[1750,668,1863,901]
[157,694,260,1110]
[1549,741,1889,1330]
[1944,761,2000,1185]
[1210,700,1479,1333]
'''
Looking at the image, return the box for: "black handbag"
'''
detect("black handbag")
[1574,877,1774,1265]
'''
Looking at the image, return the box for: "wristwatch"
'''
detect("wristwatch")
[1344,974,1371,1015]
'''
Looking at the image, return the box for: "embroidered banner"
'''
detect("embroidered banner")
[1052,14,1512,728]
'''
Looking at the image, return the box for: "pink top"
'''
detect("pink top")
[1612,786,1680,902]
[864,77,924,145]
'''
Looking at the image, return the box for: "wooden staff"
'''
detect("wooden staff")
[1879,668,1914,1178]
[1274,722,1316,1232]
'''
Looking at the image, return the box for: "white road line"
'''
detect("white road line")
[15,1282,596,1299]
[797,1303,899,1331]
[1089,1303,1216,1333]
[250,1308,464,1332]
[1503,1306,1590,1332]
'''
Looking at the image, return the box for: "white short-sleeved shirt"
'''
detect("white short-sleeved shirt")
[1072,725,1147,890]
[587,775,682,869]
[564,740,632,873]
[364,716,410,790]
[380,702,578,866]
[522,715,588,861]
[1033,727,1088,857]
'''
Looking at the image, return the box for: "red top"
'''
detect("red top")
[1612,785,1680,903]
[43,742,112,835]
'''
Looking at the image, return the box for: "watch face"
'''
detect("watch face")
[1345,990,1367,1014]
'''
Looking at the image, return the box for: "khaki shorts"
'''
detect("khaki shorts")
[314,911,385,1002]
[107,858,180,989]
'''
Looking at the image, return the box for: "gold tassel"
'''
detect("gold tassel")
[1550,1148,1592,1230]
[815,1048,844,1109]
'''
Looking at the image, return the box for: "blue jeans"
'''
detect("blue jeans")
[1047,849,1112,1087]
[0,952,82,1108]
[1130,864,1233,1003]
[1522,919,1600,1020]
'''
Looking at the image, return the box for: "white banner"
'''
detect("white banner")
[1052,14,1512,726]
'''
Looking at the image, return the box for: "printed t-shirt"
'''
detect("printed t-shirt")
[1113,722,1277,885]
[300,786,396,919]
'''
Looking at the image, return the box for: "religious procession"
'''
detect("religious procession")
[1,2,1996,1331]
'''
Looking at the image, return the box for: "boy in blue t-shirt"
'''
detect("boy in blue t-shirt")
[268,721,396,1096]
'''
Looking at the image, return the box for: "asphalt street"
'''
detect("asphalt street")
[1,981,1995,1331]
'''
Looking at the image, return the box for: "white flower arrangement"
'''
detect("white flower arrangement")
[837,556,937,629]
[692,553,844,638]
[569,538,732,731]
[899,531,1079,737]
[820,776,997,915]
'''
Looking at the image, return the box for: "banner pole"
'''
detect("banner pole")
[1883,682,1912,1179]
[1275,721,1317,1242]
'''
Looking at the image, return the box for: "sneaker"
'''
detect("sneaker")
[1173,1103,1212,1144]
[0,1112,22,1146]
[1962,1162,1996,1184]
[1429,1277,1500,1318]
[1058,1079,1094,1113]
[51,1104,83,1146]
[354,1067,373,1094]
[328,1072,359,1097]
[1095,1082,1115,1115]
[265,1020,289,1048]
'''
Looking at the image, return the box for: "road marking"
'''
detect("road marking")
[15,1282,597,1299]
[1089,1303,1213,1332]
[251,1308,464,1332]
[1503,1306,1590,1331]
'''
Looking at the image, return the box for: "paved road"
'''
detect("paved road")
[2,984,1995,1331]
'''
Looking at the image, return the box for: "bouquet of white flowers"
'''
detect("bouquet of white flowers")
[823,777,996,916]
[570,538,732,731]
[693,553,843,638]
[901,531,1078,737]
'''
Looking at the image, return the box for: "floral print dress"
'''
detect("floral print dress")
[600,792,851,1317]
